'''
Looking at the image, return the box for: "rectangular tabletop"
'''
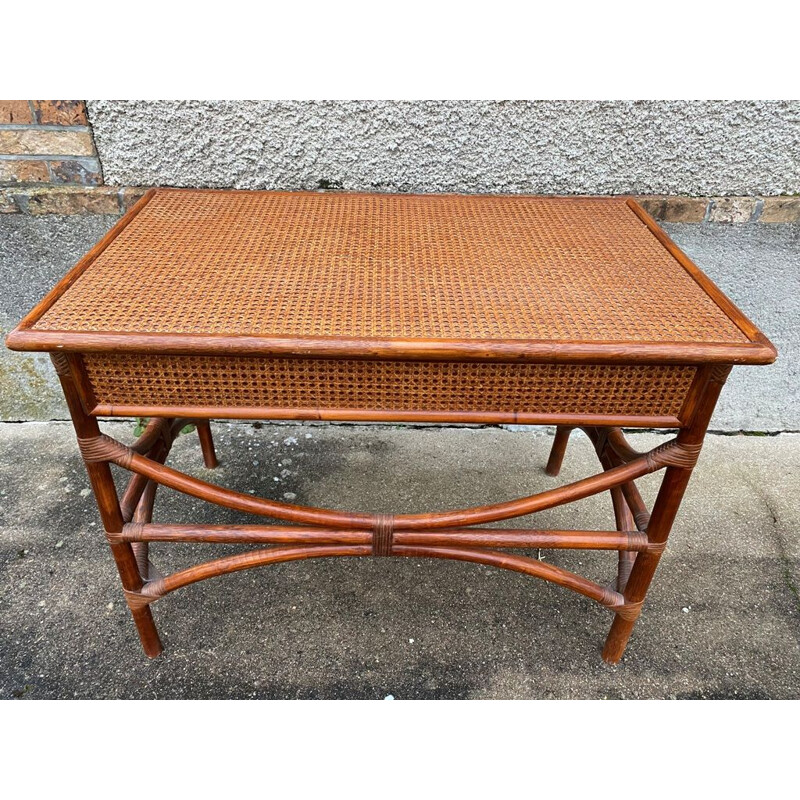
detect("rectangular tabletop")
[8,189,774,364]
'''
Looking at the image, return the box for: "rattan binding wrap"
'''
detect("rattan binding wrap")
[34,190,746,345]
[82,354,696,417]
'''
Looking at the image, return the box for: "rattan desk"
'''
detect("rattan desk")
[6,189,776,663]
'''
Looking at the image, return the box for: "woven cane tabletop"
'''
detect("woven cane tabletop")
[17,189,774,361]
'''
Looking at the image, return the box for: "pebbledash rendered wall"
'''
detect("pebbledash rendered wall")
[87,101,800,198]
[1,100,799,426]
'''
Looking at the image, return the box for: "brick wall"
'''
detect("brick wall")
[0,101,102,186]
[1,100,798,222]
[0,100,146,215]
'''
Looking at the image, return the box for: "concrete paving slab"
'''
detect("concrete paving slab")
[1,422,797,699]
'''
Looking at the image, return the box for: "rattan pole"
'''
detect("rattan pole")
[134,544,625,615]
[50,353,163,657]
[130,480,159,581]
[159,545,372,596]
[611,488,637,593]
[391,546,623,610]
[133,480,158,525]
[596,441,650,529]
[132,542,150,580]
[602,366,732,663]
[119,432,173,522]
[121,523,648,551]
[545,426,573,476]
[605,427,645,464]
[122,449,374,528]
[131,417,171,454]
[395,450,669,529]
[587,427,640,594]
[110,439,673,530]
[619,480,651,531]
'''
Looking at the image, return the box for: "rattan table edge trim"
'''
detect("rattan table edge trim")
[5,330,777,365]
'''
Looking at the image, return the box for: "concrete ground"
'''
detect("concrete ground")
[1,422,797,699]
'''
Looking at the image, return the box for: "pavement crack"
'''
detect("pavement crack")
[736,470,800,619]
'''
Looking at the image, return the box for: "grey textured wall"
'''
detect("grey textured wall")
[86,101,800,195]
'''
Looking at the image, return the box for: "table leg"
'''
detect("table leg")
[545,426,574,476]
[602,365,731,663]
[51,353,163,657]
[196,420,218,468]
[611,488,637,593]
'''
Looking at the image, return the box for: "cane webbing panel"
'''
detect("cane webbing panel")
[83,354,696,417]
[35,190,746,345]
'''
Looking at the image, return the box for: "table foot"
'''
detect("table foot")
[130,605,163,658]
[602,613,637,664]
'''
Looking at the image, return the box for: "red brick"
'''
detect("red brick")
[26,187,120,215]
[49,159,103,185]
[0,189,20,213]
[0,129,95,156]
[708,197,758,223]
[635,196,708,222]
[0,160,50,184]
[635,196,665,217]
[120,186,150,211]
[759,197,800,223]
[0,101,33,124]
[32,100,88,126]
[660,197,708,223]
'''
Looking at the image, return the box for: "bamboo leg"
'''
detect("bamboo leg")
[584,426,638,594]
[602,468,690,663]
[616,551,636,594]
[131,480,160,581]
[132,542,150,578]
[602,366,730,663]
[196,419,219,468]
[611,487,637,593]
[545,426,574,476]
[51,354,163,658]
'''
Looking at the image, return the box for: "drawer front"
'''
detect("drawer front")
[80,354,697,422]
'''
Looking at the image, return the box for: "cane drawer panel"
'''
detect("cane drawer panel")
[81,354,697,417]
